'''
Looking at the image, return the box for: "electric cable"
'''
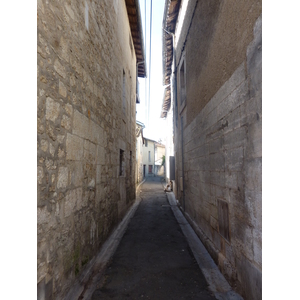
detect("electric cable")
[148,0,153,128]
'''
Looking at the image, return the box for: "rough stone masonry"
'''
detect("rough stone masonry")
[168,1,262,299]
[37,0,141,298]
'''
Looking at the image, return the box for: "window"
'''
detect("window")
[122,70,126,114]
[145,139,148,147]
[218,199,230,242]
[148,151,151,162]
[119,149,125,176]
[130,151,132,175]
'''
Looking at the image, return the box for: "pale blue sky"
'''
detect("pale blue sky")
[136,0,167,143]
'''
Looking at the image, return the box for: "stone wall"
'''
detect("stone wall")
[173,1,262,299]
[37,0,138,298]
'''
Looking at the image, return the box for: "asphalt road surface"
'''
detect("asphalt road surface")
[91,177,215,300]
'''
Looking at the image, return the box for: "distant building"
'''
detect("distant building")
[161,0,262,299]
[154,142,166,176]
[136,121,145,184]
[142,137,156,177]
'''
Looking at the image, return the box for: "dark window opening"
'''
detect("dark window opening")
[119,149,125,176]
[122,70,126,114]
[130,151,132,175]
[218,199,230,242]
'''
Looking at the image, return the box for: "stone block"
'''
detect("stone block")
[253,228,262,268]
[96,165,101,184]
[49,143,55,156]
[84,139,97,163]
[37,276,53,300]
[245,119,262,159]
[222,107,241,135]
[45,158,57,170]
[231,218,254,261]
[73,109,89,140]
[209,137,223,154]
[57,167,68,189]
[210,215,219,231]
[46,97,61,122]
[64,188,82,217]
[37,206,51,225]
[225,147,244,171]
[225,171,241,190]
[61,115,71,130]
[54,59,66,78]
[65,103,73,116]
[211,185,229,205]
[57,135,65,144]
[210,171,225,187]
[37,118,45,134]
[236,255,262,300]
[40,139,48,152]
[212,228,221,250]
[225,243,236,268]
[59,80,67,98]
[245,189,262,229]
[245,157,262,192]
[209,152,225,171]
[190,184,200,197]
[64,3,75,20]
[224,127,247,150]
[66,133,84,161]
[37,166,44,184]
[90,121,105,145]
[217,80,249,122]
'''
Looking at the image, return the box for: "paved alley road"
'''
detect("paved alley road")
[91,177,215,300]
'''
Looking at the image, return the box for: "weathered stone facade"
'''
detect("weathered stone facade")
[162,0,262,299]
[37,0,145,298]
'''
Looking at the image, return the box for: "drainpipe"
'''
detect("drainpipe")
[163,28,183,210]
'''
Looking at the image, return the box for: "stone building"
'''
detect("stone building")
[161,0,262,299]
[142,137,156,177]
[154,142,166,176]
[37,0,145,298]
[135,120,145,184]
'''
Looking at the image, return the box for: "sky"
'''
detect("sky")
[136,0,167,143]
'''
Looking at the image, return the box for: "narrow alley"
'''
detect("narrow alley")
[37,0,262,299]
[65,177,241,300]
[91,177,215,300]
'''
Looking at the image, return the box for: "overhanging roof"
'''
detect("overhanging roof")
[161,0,181,118]
[125,0,146,78]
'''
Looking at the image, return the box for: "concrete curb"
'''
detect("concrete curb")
[65,180,146,300]
[165,191,243,300]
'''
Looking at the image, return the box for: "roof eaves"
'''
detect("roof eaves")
[125,0,147,78]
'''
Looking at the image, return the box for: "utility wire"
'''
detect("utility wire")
[144,0,147,126]
[148,0,153,128]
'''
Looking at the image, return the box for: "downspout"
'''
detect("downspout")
[163,28,183,210]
